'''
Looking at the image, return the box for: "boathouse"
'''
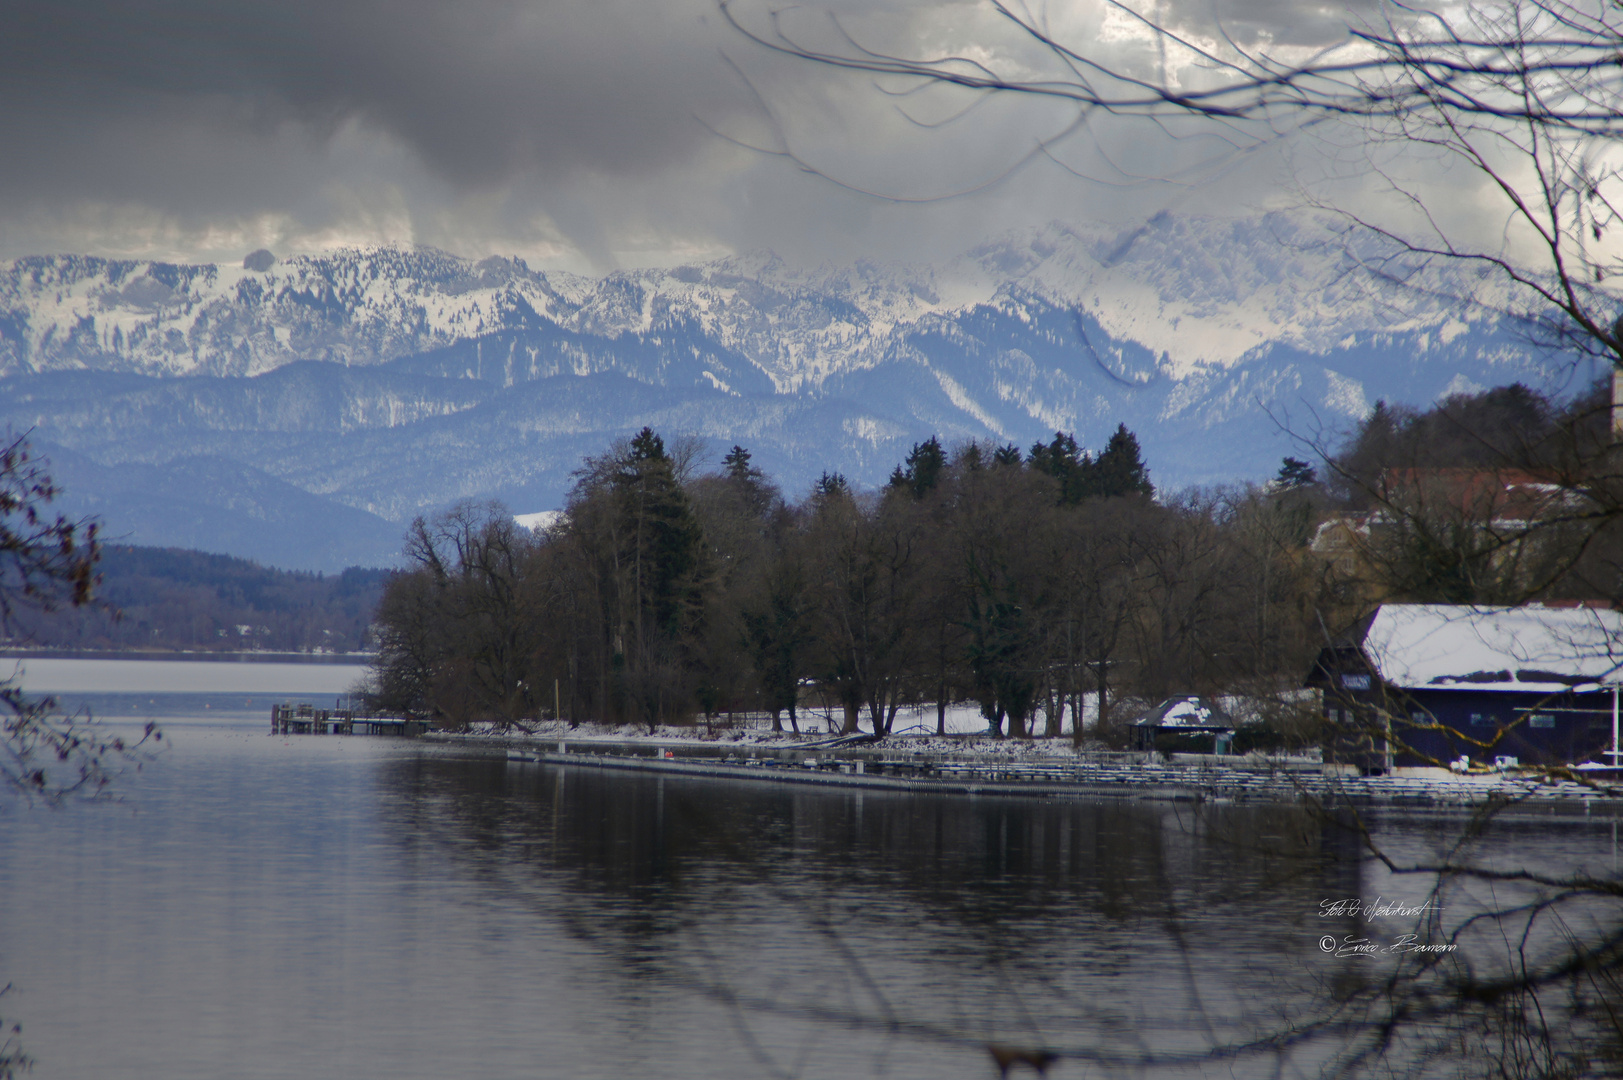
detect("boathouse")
[1131,696,1237,754]
[1308,603,1623,770]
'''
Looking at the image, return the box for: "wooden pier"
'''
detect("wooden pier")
[271,702,427,737]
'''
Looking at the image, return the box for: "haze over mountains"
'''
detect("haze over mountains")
[0,213,1584,572]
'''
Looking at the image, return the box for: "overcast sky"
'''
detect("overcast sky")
[0,0,1371,272]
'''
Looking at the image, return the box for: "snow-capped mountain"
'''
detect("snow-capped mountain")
[2,214,1518,380]
[0,214,1581,571]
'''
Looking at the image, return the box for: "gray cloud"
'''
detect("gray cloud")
[0,0,1347,269]
[1,1,743,177]
[1162,0,1388,49]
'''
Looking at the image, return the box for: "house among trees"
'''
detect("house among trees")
[1309,468,1590,605]
[1130,696,1237,755]
[1308,603,1623,771]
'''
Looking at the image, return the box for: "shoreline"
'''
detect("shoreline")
[428,726,1623,816]
[0,648,374,663]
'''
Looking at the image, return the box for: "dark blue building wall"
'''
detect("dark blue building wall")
[1312,645,1620,769]
[1327,685,1615,767]
[1397,688,1614,766]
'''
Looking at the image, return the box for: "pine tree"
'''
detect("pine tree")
[1027,431,1091,504]
[888,436,946,499]
[814,471,850,500]
[1275,457,1318,489]
[615,428,707,639]
[723,445,757,481]
[1093,424,1154,499]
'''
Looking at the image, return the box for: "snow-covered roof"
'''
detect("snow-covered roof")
[1133,696,1235,729]
[514,510,563,532]
[1361,604,1623,693]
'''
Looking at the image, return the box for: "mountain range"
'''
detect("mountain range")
[0,214,1586,572]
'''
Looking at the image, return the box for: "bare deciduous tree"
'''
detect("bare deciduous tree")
[1,432,154,799]
[723,0,1623,367]
[0,434,156,1077]
[710,7,1623,1068]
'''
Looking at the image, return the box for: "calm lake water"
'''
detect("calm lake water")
[2,661,1620,1079]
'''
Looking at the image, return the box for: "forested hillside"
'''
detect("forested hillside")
[3,545,388,653]
[0,222,1576,572]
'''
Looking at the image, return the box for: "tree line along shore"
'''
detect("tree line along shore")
[368,378,1623,745]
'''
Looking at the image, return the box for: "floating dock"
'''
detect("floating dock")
[271,703,427,737]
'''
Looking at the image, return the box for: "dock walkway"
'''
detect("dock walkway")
[271,703,427,737]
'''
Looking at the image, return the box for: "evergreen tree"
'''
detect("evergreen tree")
[718,444,775,518]
[1275,457,1318,489]
[1025,432,1103,503]
[540,426,717,730]
[1027,431,1091,504]
[629,426,665,465]
[1093,424,1154,498]
[614,428,707,640]
[813,471,850,501]
[888,436,946,499]
[723,445,758,481]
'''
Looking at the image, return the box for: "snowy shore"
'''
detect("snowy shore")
[426,719,1623,812]
[440,715,1110,759]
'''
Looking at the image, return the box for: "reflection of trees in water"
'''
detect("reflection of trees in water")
[377,755,1384,1076]
[384,754,1623,1079]
[380,753,1360,910]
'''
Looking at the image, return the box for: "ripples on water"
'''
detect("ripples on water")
[1,689,1620,1079]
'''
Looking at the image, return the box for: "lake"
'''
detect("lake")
[1,660,1619,1079]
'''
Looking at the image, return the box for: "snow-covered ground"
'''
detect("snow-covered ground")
[584,699,1086,739]
[446,707,1119,759]
[483,699,1105,741]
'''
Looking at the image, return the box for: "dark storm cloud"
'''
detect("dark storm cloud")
[0,0,1378,267]
[0,0,744,195]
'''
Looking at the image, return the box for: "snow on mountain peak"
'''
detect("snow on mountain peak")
[0,213,1536,395]
[0,214,1577,570]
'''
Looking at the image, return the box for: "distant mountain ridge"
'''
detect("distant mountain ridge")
[0,215,1585,572]
[1,215,1525,380]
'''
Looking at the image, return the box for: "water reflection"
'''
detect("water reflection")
[4,717,1619,1080]
[378,755,1374,1075]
